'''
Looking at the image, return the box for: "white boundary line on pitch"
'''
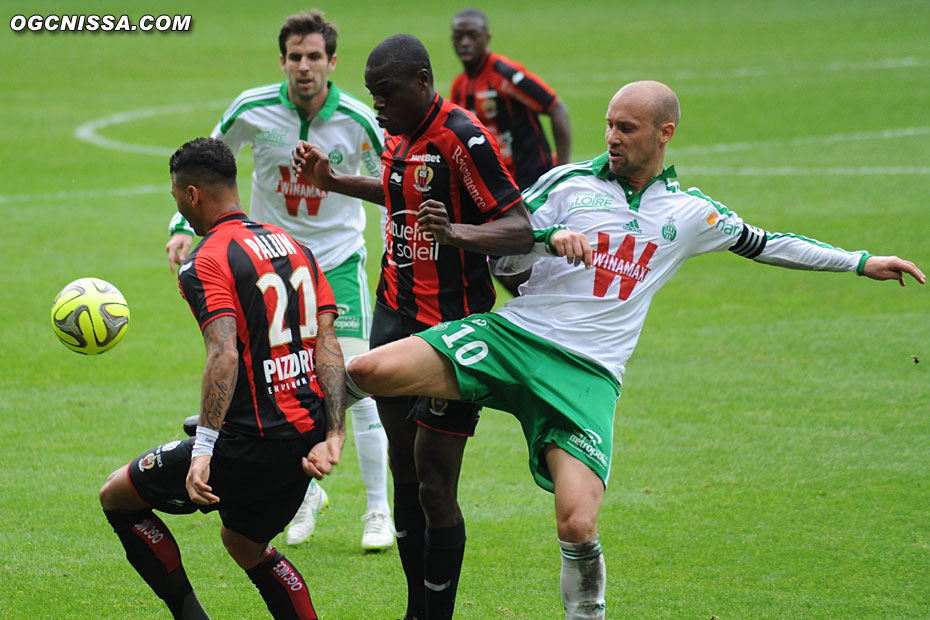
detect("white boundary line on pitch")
[673,127,930,155]
[0,184,167,206]
[73,100,229,157]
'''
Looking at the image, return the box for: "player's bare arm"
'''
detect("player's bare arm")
[417,199,534,255]
[862,256,926,286]
[291,140,386,205]
[165,233,193,273]
[303,312,346,479]
[550,99,572,166]
[185,315,239,506]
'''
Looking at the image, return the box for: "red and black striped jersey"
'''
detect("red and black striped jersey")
[450,52,558,190]
[377,93,522,325]
[178,211,338,439]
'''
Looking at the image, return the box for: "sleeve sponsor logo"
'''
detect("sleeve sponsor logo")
[451,145,487,209]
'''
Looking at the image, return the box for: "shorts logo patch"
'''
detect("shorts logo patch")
[568,429,608,467]
[138,452,157,471]
[160,440,181,452]
[429,398,449,416]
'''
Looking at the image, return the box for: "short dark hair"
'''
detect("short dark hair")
[367,34,433,84]
[452,8,488,29]
[279,10,337,58]
[169,138,237,188]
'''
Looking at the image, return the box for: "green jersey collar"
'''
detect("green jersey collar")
[278,80,341,121]
[591,152,677,211]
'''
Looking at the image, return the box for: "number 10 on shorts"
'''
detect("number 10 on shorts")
[440,324,488,366]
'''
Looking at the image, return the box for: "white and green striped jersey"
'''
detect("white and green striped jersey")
[169,81,384,272]
[494,153,870,384]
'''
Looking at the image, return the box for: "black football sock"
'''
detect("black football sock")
[103,509,209,620]
[245,548,318,620]
[424,521,466,620]
[393,482,426,620]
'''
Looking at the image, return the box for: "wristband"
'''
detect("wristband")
[191,425,219,457]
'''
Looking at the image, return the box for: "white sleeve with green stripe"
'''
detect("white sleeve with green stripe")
[168,211,195,237]
[733,224,871,274]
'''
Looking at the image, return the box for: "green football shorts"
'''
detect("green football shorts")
[415,312,620,492]
[323,248,372,340]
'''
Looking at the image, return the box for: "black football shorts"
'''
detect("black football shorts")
[127,429,322,543]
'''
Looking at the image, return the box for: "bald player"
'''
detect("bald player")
[342,80,925,619]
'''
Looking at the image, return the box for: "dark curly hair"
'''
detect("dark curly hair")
[169,137,237,188]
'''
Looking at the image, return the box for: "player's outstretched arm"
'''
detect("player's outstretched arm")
[291,140,385,205]
[417,199,534,256]
[303,313,346,480]
[862,256,926,287]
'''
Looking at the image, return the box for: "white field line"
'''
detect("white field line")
[73,100,228,157]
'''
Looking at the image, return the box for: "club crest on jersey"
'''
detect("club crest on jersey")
[661,216,678,242]
[328,147,344,165]
[138,452,157,471]
[413,163,434,193]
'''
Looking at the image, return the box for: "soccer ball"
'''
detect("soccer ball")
[50,277,130,355]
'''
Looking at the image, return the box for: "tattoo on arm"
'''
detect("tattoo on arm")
[315,328,346,434]
[201,316,238,432]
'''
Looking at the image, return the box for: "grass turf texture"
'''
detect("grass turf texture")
[1,0,928,618]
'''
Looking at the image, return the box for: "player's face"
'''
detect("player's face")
[170,173,204,236]
[280,33,336,107]
[451,17,489,69]
[604,93,664,180]
[365,65,431,136]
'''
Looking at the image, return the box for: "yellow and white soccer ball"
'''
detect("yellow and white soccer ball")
[51,277,130,355]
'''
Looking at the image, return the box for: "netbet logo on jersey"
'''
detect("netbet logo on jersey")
[277,166,328,216]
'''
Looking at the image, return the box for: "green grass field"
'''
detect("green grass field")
[1,0,928,618]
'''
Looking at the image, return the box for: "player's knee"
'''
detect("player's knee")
[98,467,125,510]
[556,509,598,543]
[417,470,460,522]
[347,351,388,394]
[221,527,270,570]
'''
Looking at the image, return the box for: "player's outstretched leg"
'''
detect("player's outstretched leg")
[100,467,210,620]
[545,446,607,620]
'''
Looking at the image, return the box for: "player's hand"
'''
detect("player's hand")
[185,455,219,505]
[862,256,926,287]
[550,229,593,269]
[291,141,333,189]
[302,431,345,479]
[417,200,454,243]
[166,233,193,273]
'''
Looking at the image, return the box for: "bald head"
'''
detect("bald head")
[611,81,680,129]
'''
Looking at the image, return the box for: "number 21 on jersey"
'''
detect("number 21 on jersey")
[256,266,318,347]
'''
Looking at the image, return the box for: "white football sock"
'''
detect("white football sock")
[351,396,390,513]
[559,537,606,620]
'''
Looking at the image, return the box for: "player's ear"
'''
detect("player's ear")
[658,122,676,146]
[328,52,337,72]
[280,53,286,71]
